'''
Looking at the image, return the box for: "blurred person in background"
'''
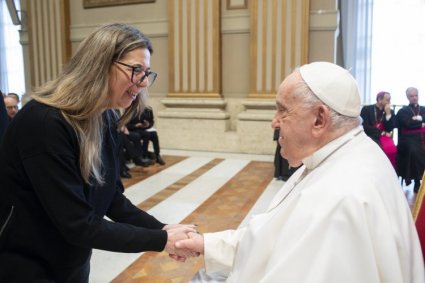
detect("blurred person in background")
[360,91,396,168]
[396,87,425,193]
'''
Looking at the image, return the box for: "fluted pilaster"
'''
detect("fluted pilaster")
[168,0,221,97]
[26,0,70,88]
[250,0,309,98]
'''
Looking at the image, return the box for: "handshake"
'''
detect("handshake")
[162,224,205,262]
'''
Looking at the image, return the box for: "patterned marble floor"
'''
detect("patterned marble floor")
[89,149,417,283]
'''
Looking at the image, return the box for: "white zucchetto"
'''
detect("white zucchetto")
[299,62,361,117]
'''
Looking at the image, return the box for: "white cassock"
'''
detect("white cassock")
[192,127,425,283]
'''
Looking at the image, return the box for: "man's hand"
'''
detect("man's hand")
[163,224,198,261]
[382,131,391,137]
[175,231,205,255]
[135,121,150,128]
[413,115,423,121]
[384,103,391,115]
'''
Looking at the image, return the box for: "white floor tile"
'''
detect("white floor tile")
[90,158,250,282]
[124,156,213,204]
[148,159,250,224]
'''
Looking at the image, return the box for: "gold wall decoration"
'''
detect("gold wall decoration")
[83,0,155,9]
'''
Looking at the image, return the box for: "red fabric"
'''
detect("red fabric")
[402,127,425,134]
[379,135,397,169]
[416,204,425,263]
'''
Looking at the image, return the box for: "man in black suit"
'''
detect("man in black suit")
[396,87,425,192]
[126,107,165,165]
[360,91,396,169]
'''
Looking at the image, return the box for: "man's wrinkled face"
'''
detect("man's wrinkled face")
[4,96,18,119]
[273,72,316,167]
[407,89,419,105]
[382,93,391,106]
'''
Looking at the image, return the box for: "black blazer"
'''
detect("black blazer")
[0,100,166,282]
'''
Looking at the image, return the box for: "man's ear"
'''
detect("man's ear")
[312,105,330,136]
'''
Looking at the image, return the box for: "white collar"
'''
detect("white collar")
[302,126,363,171]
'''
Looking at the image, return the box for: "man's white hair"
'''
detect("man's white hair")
[294,79,362,130]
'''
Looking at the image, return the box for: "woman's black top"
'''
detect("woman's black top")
[0,100,167,282]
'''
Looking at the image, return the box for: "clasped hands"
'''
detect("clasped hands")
[412,115,423,122]
[381,131,392,137]
[162,224,204,262]
[135,121,150,128]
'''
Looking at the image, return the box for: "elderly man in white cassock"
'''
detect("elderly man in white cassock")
[174,62,425,283]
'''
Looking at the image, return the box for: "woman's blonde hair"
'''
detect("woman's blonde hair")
[31,23,153,185]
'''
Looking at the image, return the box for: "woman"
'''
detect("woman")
[0,23,194,282]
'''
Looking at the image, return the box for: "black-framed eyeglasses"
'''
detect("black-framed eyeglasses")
[114,61,157,87]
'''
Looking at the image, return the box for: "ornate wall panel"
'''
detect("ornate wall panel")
[250,0,309,98]
[26,0,70,88]
[168,0,221,97]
